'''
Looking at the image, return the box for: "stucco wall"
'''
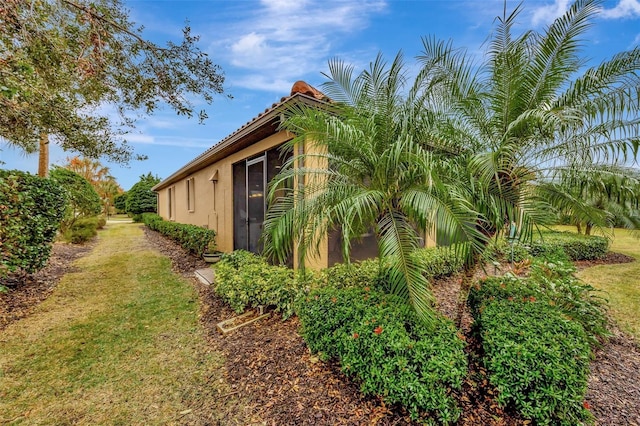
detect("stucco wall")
[155,131,328,271]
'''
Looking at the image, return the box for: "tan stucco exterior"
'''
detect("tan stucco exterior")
[153,91,332,269]
[156,130,293,253]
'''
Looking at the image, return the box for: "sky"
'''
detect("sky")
[2,0,640,190]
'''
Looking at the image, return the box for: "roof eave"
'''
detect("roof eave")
[152,92,329,192]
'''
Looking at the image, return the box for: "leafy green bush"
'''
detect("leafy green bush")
[477,299,592,425]
[483,231,609,263]
[483,238,531,263]
[142,214,215,256]
[528,253,610,346]
[49,167,102,233]
[63,216,99,244]
[470,259,609,348]
[0,170,66,278]
[410,246,465,278]
[320,259,384,289]
[530,231,608,261]
[297,286,467,423]
[126,173,160,215]
[96,215,107,230]
[214,250,299,318]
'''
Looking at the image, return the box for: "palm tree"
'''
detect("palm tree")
[415,0,640,318]
[557,164,640,234]
[263,53,485,322]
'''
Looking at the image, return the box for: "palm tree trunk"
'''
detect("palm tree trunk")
[455,262,479,328]
[585,222,592,235]
[38,133,49,177]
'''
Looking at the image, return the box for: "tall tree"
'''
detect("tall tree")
[126,172,160,215]
[63,156,123,214]
[0,0,226,176]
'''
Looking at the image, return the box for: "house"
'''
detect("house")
[152,81,378,269]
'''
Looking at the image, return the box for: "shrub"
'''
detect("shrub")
[477,299,592,425]
[530,231,608,261]
[470,260,609,348]
[483,238,531,263]
[297,286,467,423]
[214,250,299,318]
[410,246,465,278]
[0,170,66,277]
[96,215,107,230]
[320,259,385,289]
[126,173,160,215]
[142,214,215,257]
[63,216,99,244]
[49,167,102,232]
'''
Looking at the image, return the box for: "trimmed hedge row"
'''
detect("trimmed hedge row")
[486,231,609,262]
[478,299,592,425]
[297,286,467,423]
[468,251,606,425]
[214,250,299,319]
[530,232,608,261]
[0,170,66,278]
[141,213,215,256]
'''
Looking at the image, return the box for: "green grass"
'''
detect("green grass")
[0,223,239,424]
[554,226,640,340]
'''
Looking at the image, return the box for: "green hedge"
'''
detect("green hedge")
[470,256,609,346]
[410,246,464,278]
[477,299,592,425]
[530,232,608,261]
[469,249,605,425]
[485,231,609,262]
[297,286,467,423]
[214,250,299,318]
[62,216,100,244]
[0,170,66,278]
[142,213,215,256]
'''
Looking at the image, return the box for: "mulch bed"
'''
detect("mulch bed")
[3,226,640,424]
[0,240,95,331]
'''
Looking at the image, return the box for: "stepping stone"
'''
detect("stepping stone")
[194,268,214,285]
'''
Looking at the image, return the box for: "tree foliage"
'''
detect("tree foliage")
[264,54,485,322]
[113,192,128,213]
[264,0,640,322]
[50,166,102,231]
[416,0,640,243]
[126,172,160,215]
[0,170,66,279]
[0,0,226,165]
[63,156,123,214]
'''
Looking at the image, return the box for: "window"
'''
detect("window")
[168,186,176,220]
[186,178,195,212]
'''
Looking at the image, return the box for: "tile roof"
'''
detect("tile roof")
[152,82,329,191]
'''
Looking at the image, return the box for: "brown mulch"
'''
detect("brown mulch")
[3,226,639,425]
[574,251,635,270]
[0,240,95,331]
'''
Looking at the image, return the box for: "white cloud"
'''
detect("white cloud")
[210,0,387,92]
[599,0,640,19]
[531,0,570,26]
[126,133,215,149]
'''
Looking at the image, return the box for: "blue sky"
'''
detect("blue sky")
[2,0,639,190]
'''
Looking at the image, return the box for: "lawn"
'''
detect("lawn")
[569,227,640,340]
[0,222,238,424]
